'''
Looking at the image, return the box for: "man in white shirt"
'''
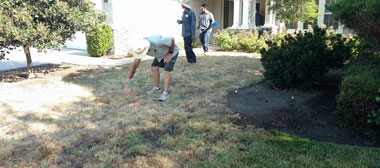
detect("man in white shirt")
[128,35,179,101]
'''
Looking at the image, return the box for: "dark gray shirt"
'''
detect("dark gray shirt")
[181,9,196,37]
[199,11,214,31]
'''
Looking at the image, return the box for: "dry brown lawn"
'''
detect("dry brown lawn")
[0,56,264,167]
[1,56,379,168]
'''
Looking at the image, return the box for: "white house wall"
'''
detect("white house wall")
[65,0,104,50]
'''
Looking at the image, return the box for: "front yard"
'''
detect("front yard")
[0,56,379,167]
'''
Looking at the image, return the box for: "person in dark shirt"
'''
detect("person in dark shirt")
[177,1,197,63]
[255,9,262,27]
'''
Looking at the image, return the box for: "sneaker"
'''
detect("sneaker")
[147,87,161,94]
[158,92,169,101]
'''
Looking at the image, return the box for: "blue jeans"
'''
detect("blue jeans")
[199,30,210,52]
[184,36,196,63]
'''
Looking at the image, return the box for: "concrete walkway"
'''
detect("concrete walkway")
[0,48,150,71]
[0,45,260,72]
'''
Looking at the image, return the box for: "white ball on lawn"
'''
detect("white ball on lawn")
[291,96,295,100]
[235,90,238,93]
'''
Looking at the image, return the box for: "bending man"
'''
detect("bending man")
[128,35,179,101]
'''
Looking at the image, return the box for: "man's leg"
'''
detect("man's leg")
[199,32,205,52]
[204,31,210,53]
[184,36,196,63]
[163,71,171,92]
[151,66,160,88]
[158,53,177,101]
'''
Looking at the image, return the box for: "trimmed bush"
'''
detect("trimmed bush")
[214,29,238,51]
[86,24,113,57]
[236,30,269,53]
[368,89,380,125]
[336,66,380,126]
[214,29,271,53]
[260,26,354,89]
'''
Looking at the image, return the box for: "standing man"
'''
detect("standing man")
[255,9,263,27]
[178,1,197,63]
[198,3,214,53]
[128,35,179,101]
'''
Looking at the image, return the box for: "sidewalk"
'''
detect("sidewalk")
[0,44,260,72]
[0,48,151,71]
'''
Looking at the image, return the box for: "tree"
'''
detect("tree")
[268,0,320,29]
[326,0,380,51]
[0,0,106,73]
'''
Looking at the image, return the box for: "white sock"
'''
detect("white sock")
[154,87,160,90]
[162,91,168,95]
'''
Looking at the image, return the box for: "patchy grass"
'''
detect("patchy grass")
[0,56,379,167]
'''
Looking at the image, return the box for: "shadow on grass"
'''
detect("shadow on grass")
[0,64,71,82]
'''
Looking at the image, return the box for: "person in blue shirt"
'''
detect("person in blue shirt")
[177,2,197,63]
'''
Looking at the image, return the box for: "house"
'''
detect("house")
[66,0,350,56]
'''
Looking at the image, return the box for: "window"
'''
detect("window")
[324,0,339,29]
[303,20,318,29]
[286,21,297,29]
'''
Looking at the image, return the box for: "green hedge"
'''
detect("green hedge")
[214,29,268,53]
[86,24,113,57]
[260,26,355,89]
[336,65,380,127]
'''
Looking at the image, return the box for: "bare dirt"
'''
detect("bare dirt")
[228,71,380,147]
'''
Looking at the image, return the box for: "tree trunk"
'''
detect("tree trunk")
[22,45,34,76]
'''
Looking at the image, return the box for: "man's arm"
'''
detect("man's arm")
[128,58,141,79]
[197,14,200,29]
[191,11,196,40]
[165,38,175,63]
[206,12,215,32]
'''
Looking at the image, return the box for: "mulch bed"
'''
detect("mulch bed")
[228,72,380,147]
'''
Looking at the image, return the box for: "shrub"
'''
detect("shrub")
[86,24,113,57]
[236,30,268,53]
[350,50,380,66]
[214,29,238,51]
[368,89,380,125]
[336,66,380,126]
[260,26,354,89]
[214,29,270,53]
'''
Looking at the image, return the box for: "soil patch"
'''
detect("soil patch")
[228,72,380,147]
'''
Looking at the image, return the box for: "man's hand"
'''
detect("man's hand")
[197,25,200,29]
[191,36,195,41]
[128,70,135,80]
[165,53,173,63]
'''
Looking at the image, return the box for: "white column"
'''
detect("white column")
[318,0,325,27]
[264,0,273,26]
[298,21,304,31]
[263,0,278,33]
[338,23,344,34]
[251,0,256,28]
[240,0,250,29]
[231,0,241,29]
